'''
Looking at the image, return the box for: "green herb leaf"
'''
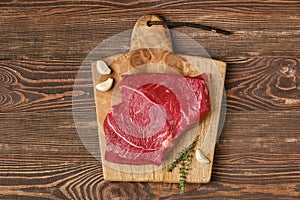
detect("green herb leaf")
[168,135,199,195]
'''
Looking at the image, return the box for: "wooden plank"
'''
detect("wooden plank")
[0,1,300,60]
[0,111,299,199]
[226,57,300,111]
[0,60,90,112]
[1,58,299,113]
[0,111,98,162]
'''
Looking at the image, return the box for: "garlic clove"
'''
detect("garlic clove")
[96,60,111,75]
[96,78,114,92]
[196,149,210,164]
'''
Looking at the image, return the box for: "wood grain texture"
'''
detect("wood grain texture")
[226,57,300,111]
[0,1,300,60]
[0,60,92,112]
[1,0,300,199]
[1,58,299,113]
[0,111,299,199]
[0,111,97,162]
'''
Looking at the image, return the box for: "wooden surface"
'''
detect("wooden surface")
[0,0,299,199]
[92,15,226,183]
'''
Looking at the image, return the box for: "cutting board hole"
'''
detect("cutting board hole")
[147,21,152,27]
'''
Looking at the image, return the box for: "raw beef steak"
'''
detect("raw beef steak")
[103,73,210,166]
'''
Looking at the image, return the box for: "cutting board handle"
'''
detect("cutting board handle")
[130,15,173,52]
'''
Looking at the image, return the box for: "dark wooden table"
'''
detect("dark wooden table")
[1,1,299,199]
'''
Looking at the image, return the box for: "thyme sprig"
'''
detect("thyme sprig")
[168,135,199,195]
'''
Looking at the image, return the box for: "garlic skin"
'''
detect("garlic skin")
[96,78,114,92]
[196,149,210,164]
[96,60,111,75]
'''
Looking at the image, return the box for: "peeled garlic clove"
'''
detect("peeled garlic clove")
[196,149,210,164]
[96,78,114,92]
[96,60,111,75]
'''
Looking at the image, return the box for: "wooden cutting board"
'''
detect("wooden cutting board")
[91,15,226,183]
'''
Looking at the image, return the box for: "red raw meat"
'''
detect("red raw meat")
[103,73,210,166]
